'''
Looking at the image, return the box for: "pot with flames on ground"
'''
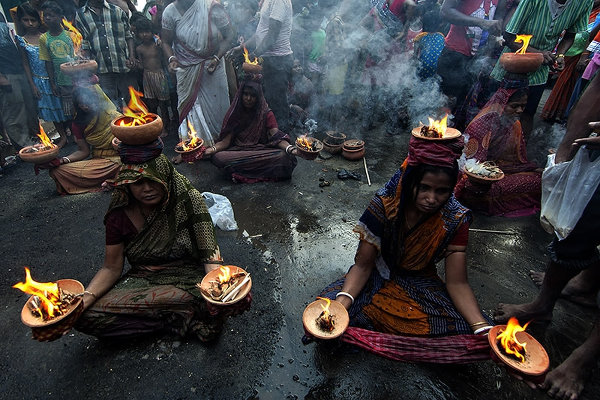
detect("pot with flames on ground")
[13,267,84,341]
[412,114,462,140]
[488,317,550,381]
[18,124,60,163]
[59,18,98,78]
[499,35,544,74]
[111,86,163,145]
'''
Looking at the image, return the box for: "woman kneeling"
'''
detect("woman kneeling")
[320,136,491,337]
[75,155,243,341]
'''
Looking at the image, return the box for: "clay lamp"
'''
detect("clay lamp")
[175,119,205,157]
[197,265,252,306]
[499,35,544,74]
[13,267,84,342]
[295,135,323,160]
[18,124,60,163]
[489,317,550,383]
[59,18,98,78]
[342,139,366,161]
[303,297,349,340]
[242,46,262,74]
[412,114,461,141]
[111,86,163,145]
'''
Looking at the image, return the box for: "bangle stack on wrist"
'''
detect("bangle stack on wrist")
[285,144,294,155]
[168,55,176,63]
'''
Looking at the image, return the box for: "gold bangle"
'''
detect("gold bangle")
[469,321,488,328]
[557,54,565,58]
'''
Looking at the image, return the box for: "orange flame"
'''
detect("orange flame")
[243,46,259,65]
[497,317,531,363]
[317,297,331,314]
[217,266,232,285]
[37,123,56,148]
[426,114,448,137]
[514,34,533,55]
[62,18,82,56]
[296,135,314,150]
[182,119,201,151]
[13,267,61,318]
[117,86,154,127]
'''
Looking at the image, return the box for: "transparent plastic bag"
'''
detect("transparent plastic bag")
[540,148,600,240]
[201,192,238,231]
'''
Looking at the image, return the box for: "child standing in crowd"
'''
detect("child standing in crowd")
[16,3,68,148]
[38,1,73,146]
[135,18,170,137]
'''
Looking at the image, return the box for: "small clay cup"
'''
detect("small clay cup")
[499,52,544,74]
[18,145,60,164]
[111,114,163,145]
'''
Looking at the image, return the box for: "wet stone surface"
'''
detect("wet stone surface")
[1,123,598,399]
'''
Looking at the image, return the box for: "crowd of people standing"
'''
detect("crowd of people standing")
[2,0,600,399]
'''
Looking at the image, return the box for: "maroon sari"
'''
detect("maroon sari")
[454,87,541,217]
[211,81,297,182]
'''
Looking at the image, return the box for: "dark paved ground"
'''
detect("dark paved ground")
[1,119,598,400]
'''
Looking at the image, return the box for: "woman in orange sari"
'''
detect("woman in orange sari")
[318,135,491,337]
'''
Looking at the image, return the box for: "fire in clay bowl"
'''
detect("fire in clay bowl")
[488,318,550,378]
[303,297,349,340]
[14,268,85,341]
[19,124,59,164]
[412,115,461,141]
[296,136,323,160]
[111,86,163,145]
[197,265,252,306]
[60,59,98,76]
[499,34,544,74]
[242,46,262,73]
[175,119,204,156]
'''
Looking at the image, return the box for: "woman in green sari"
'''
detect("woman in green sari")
[48,85,121,194]
[75,154,237,341]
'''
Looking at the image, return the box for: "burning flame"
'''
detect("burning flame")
[37,123,56,148]
[243,46,259,65]
[296,135,313,150]
[13,267,61,318]
[496,317,531,363]
[217,266,232,285]
[182,119,201,151]
[117,86,154,127]
[426,114,448,137]
[317,296,331,316]
[62,18,82,56]
[514,34,532,55]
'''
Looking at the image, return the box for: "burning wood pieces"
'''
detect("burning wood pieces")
[116,87,156,127]
[198,266,250,303]
[296,136,319,152]
[315,297,335,332]
[419,115,448,138]
[175,119,203,152]
[13,268,79,321]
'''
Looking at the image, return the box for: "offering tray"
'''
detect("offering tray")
[488,324,549,377]
[198,266,252,306]
[411,126,462,141]
[302,298,349,340]
[464,161,504,184]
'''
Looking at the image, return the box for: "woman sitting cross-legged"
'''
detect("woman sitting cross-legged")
[316,135,493,346]
[202,78,311,183]
[454,78,541,217]
[75,153,249,341]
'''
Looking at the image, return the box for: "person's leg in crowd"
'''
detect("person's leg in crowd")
[0,73,37,148]
[436,47,473,113]
[98,72,119,107]
[520,83,545,140]
[262,54,294,131]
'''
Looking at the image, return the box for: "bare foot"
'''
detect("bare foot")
[171,154,183,164]
[541,346,596,400]
[493,302,552,324]
[529,270,598,307]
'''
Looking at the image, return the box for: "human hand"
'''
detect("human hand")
[168,58,181,73]
[226,45,242,60]
[126,57,137,69]
[206,57,219,74]
[541,51,556,66]
[573,135,600,150]
[33,157,62,175]
[589,121,600,133]
[480,19,502,36]
[553,55,565,71]
[576,55,590,71]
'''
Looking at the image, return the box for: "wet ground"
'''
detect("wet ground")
[1,117,598,400]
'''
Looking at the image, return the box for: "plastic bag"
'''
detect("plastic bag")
[201,192,238,231]
[540,148,600,240]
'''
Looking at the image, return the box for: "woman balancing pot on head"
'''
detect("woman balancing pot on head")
[202,77,314,183]
[316,135,492,340]
[74,150,249,341]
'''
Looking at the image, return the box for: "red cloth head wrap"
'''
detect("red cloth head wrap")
[406,135,464,168]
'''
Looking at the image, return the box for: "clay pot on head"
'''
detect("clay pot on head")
[499,52,544,74]
[18,145,60,164]
[243,63,262,74]
[60,60,98,76]
[111,114,163,145]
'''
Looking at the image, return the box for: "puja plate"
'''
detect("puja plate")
[488,325,550,377]
[302,298,349,340]
[18,145,60,164]
[464,169,504,185]
[411,127,462,141]
[20,279,84,328]
[199,266,252,306]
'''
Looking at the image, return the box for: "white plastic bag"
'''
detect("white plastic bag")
[540,148,600,240]
[201,192,238,231]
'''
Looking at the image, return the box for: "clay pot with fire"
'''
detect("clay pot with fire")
[111,87,163,145]
[500,34,544,74]
[19,124,60,164]
[242,46,262,73]
[295,136,323,160]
